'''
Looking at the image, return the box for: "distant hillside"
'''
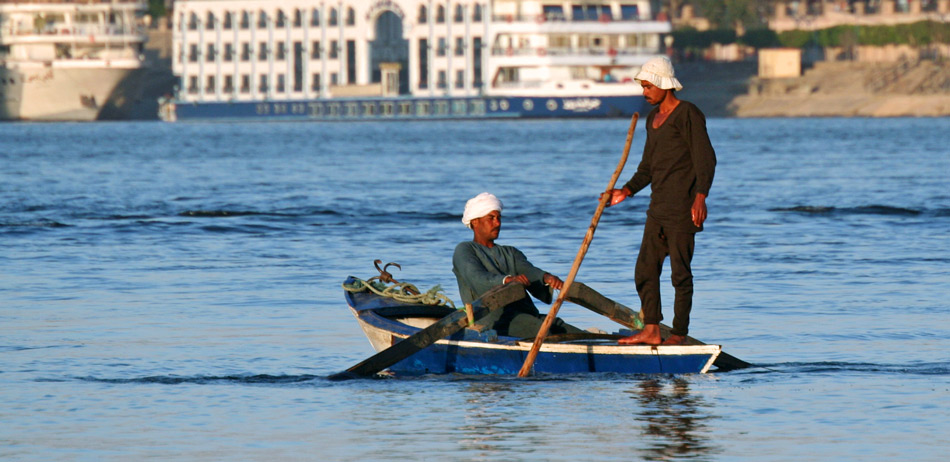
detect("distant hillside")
[732,59,950,117]
[671,59,950,118]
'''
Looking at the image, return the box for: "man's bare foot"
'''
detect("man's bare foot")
[662,334,686,345]
[618,324,661,345]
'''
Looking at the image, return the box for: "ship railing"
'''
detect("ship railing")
[491,46,654,57]
[0,0,146,4]
[491,13,653,23]
[4,25,146,38]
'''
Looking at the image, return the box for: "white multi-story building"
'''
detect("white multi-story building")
[164,0,669,121]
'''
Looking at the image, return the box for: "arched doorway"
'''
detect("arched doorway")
[370,11,409,94]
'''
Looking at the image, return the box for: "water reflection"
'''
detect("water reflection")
[626,377,719,460]
[455,382,539,455]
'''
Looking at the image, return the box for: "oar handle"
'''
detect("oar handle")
[517,113,639,378]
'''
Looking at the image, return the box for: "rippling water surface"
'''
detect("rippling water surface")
[2,118,948,461]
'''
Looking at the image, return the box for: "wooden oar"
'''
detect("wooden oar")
[517,113,639,378]
[329,282,526,380]
[563,281,644,331]
[563,282,752,371]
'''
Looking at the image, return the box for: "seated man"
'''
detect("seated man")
[452,192,583,338]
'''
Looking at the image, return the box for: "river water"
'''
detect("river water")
[2,117,948,461]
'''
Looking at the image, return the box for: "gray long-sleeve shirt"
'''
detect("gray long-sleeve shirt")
[623,101,717,232]
[452,241,547,305]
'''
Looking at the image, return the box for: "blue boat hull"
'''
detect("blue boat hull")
[344,277,721,376]
[391,338,720,376]
[168,95,644,122]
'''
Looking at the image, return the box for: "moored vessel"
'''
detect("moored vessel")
[0,0,149,121]
[160,0,671,122]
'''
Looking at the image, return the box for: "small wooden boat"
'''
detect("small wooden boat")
[344,276,722,375]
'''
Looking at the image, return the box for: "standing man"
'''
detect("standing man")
[453,192,583,338]
[603,56,717,345]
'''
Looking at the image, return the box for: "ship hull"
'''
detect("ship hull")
[1,63,138,121]
[164,94,645,122]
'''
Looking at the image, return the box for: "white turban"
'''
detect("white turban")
[635,56,683,91]
[462,192,503,229]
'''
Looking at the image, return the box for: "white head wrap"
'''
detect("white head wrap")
[462,192,503,229]
[635,56,683,91]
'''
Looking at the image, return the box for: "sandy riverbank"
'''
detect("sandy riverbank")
[675,60,950,118]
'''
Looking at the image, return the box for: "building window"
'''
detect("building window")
[312,73,321,91]
[240,74,250,93]
[455,37,464,56]
[436,5,445,23]
[620,5,639,20]
[437,37,446,57]
[330,40,338,59]
[187,75,198,93]
[473,4,482,22]
[205,75,215,93]
[437,70,446,89]
[346,7,355,26]
[259,42,268,61]
[293,9,302,27]
[311,40,321,59]
[456,70,464,88]
[473,37,483,87]
[311,9,320,26]
[454,5,464,23]
[240,11,250,29]
[206,44,216,62]
[188,44,198,62]
[418,38,428,89]
[188,13,198,30]
[346,40,356,84]
[224,75,234,93]
[241,42,251,61]
[223,12,233,30]
[330,72,338,85]
[277,74,285,92]
[276,10,286,28]
[276,41,286,61]
[572,5,610,21]
[418,5,427,24]
[329,8,338,26]
[293,41,303,91]
[259,74,268,92]
[224,43,234,62]
[205,12,215,29]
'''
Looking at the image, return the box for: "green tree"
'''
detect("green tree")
[148,0,167,18]
[688,0,772,30]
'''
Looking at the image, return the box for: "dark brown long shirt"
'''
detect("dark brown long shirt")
[623,100,717,233]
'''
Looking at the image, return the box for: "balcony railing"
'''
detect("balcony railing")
[491,13,649,23]
[3,25,146,38]
[490,46,654,58]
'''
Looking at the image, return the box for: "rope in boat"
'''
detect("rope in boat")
[343,277,456,309]
[344,260,455,308]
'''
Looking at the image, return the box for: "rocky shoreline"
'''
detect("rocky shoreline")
[675,60,950,118]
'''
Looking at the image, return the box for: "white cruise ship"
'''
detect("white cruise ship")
[0,0,148,121]
[161,0,671,121]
